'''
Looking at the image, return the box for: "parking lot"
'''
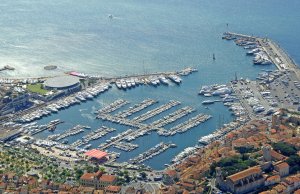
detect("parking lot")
[269,70,300,110]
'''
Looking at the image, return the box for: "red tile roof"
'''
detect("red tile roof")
[105,185,121,192]
[164,170,177,177]
[85,149,108,159]
[80,173,96,181]
[270,150,286,161]
[227,166,261,183]
[99,175,116,183]
[275,162,289,170]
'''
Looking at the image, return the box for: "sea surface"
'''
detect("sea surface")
[1,0,300,169]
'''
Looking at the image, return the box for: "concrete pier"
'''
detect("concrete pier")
[225,32,299,78]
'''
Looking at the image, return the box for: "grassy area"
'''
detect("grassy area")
[27,83,48,95]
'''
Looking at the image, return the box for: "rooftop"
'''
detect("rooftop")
[44,76,80,89]
[227,166,262,183]
[99,175,116,183]
[105,185,121,192]
[84,149,108,160]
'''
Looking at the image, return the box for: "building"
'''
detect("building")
[216,166,265,194]
[274,162,290,177]
[43,76,81,92]
[79,171,103,189]
[99,175,117,189]
[105,185,121,194]
[0,93,30,115]
[84,149,108,163]
[265,175,280,186]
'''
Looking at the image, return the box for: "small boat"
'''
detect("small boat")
[202,100,215,105]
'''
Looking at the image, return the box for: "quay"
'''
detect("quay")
[224,32,300,76]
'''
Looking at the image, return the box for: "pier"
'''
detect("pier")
[225,32,300,77]
[96,99,129,115]
[129,142,176,164]
[132,100,180,122]
[114,99,158,118]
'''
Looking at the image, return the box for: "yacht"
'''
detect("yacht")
[159,76,169,85]
[115,80,122,89]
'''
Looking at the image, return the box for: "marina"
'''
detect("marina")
[3,29,299,170]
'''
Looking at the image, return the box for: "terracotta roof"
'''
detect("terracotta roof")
[85,149,108,159]
[270,150,286,161]
[99,174,116,183]
[272,183,287,193]
[275,162,289,170]
[164,170,177,177]
[227,166,262,183]
[105,185,121,192]
[285,175,300,185]
[266,175,280,181]
[80,173,96,181]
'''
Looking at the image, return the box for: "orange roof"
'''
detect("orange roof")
[85,149,108,159]
[285,175,300,185]
[165,170,177,177]
[227,166,261,183]
[80,173,96,181]
[105,185,121,192]
[266,175,280,181]
[270,150,286,161]
[275,162,289,170]
[100,174,116,183]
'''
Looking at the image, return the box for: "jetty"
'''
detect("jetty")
[224,32,300,77]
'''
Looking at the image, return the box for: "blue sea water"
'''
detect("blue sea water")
[1,0,300,169]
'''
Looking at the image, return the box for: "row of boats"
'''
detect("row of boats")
[69,126,117,149]
[52,125,90,141]
[98,129,134,149]
[113,141,139,152]
[114,74,182,89]
[223,32,273,65]
[199,84,232,96]
[132,100,181,123]
[114,99,158,118]
[198,121,241,145]
[17,83,110,123]
[129,142,176,164]
[199,83,248,121]
[151,106,195,128]
[96,99,129,115]
[158,114,212,136]
[15,119,63,135]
